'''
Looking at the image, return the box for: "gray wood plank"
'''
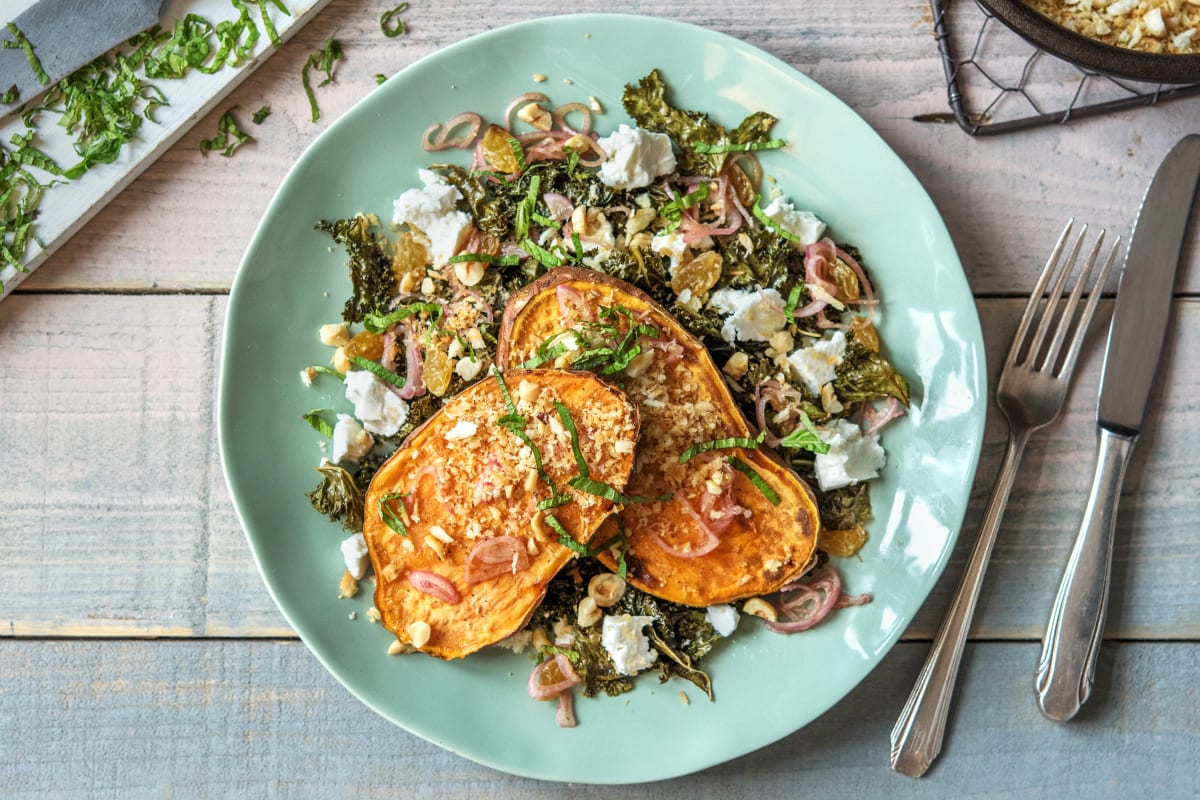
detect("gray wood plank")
[2,295,1198,638]
[13,0,1200,295]
[0,639,1195,797]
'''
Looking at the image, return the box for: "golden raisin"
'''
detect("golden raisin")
[853,323,881,352]
[393,232,429,287]
[480,124,523,174]
[671,251,723,297]
[821,526,868,558]
[343,331,385,362]
[422,344,455,397]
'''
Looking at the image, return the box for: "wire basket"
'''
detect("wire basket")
[931,0,1200,135]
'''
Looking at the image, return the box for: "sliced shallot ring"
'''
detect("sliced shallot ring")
[555,691,577,727]
[464,536,531,584]
[504,91,550,131]
[407,570,461,604]
[552,102,593,135]
[649,495,721,558]
[422,112,483,151]
[765,566,841,633]
[528,653,582,700]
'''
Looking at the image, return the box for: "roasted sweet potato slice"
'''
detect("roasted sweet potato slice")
[362,368,639,659]
[496,267,820,607]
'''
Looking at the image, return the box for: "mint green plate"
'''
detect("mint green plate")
[219,13,986,784]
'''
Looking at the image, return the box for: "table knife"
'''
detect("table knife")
[1,0,165,118]
[1034,134,1200,721]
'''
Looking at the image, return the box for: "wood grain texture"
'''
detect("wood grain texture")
[1,639,1196,797]
[12,0,1200,295]
[1,295,1196,638]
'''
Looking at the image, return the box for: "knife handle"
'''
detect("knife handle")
[1035,427,1136,721]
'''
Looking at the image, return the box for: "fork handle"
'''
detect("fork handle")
[889,429,1031,778]
[1035,427,1136,721]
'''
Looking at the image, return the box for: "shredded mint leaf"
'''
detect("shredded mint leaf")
[378,491,410,536]
[380,3,409,37]
[447,252,520,267]
[375,73,387,85]
[778,410,830,454]
[302,36,343,122]
[199,108,253,157]
[351,355,408,390]
[301,408,336,437]
[363,302,442,334]
[1,84,17,104]
[5,23,49,85]
[752,195,803,245]
[694,138,786,154]
[678,432,765,463]
[252,104,271,124]
[726,456,780,505]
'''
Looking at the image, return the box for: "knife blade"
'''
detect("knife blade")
[1035,134,1200,722]
[1,0,165,118]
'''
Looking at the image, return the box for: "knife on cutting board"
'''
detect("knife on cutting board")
[0,0,333,300]
[1034,134,1200,722]
[1,0,166,118]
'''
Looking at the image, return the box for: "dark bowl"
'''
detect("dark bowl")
[978,0,1200,84]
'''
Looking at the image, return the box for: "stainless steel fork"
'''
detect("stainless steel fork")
[888,221,1122,778]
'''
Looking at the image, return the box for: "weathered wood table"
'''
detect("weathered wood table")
[3,0,1198,796]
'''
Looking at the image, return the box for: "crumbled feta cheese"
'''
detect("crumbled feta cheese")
[760,197,826,246]
[1174,28,1197,49]
[814,419,887,492]
[705,604,740,637]
[1144,7,1166,36]
[601,614,659,675]
[444,420,478,441]
[455,356,483,382]
[392,169,472,266]
[786,331,847,395]
[344,369,410,436]
[710,287,788,343]
[340,533,370,580]
[331,413,374,464]
[595,124,676,190]
[651,230,688,274]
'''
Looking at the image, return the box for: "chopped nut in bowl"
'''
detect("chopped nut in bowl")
[978,0,1200,82]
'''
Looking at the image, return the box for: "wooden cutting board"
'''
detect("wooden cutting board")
[0,0,332,299]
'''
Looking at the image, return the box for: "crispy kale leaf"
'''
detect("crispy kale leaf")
[622,69,780,177]
[306,461,365,532]
[316,215,395,324]
[834,338,911,406]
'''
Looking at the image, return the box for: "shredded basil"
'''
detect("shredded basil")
[374,73,388,85]
[553,400,590,478]
[380,3,409,37]
[1,84,18,104]
[506,134,527,172]
[568,476,648,505]
[521,237,562,268]
[726,456,781,505]
[544,512,588,556]
[678,432,765,464]
[252,104,271,124]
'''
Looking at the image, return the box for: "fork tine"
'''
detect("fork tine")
[1040,230,1106,372]
[1006,220,1075,369]
[1057,236,1122,376]
[1024,224,1087,369]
